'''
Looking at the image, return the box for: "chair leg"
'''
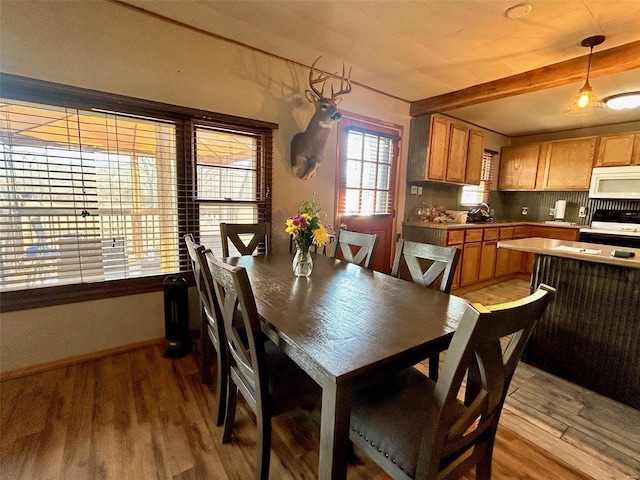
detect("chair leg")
[428,353,439,381]
[222,384,238,444]
[201,317,214,384]
[214,343,228,427]
[476,434,496,480]
[255,413,271,480]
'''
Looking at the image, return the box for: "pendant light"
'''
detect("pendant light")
[564,35,605,116]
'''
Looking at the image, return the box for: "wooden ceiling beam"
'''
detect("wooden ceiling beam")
[410,40,640,117]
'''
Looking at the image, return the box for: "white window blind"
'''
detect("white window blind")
[193,123,271,257]
[0,99,179,292]
[342,128,396,216]
[461,151,495,206]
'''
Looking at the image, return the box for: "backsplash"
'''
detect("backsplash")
[490,191,640,224]
[404,182,462,219]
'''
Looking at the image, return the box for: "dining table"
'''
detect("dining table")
[222,252,469,480]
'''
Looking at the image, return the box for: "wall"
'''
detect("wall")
[0,1,411,372]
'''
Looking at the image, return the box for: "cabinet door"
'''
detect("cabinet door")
[478,240,497,281]
[494,247,511,277]
[427,116,450,181]
[465,130,484,185]
[595,134,635,167]
[542,138,596,190]
[460,242,481,286]
[498,144,541,190]
[446,123,469,183]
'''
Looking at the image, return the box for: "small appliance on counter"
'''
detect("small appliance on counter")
[466,203,495,223]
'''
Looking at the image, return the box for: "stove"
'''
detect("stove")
[579,209,640,248]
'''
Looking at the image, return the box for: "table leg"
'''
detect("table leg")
[318,380,352,480]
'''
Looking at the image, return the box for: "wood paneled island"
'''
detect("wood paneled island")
[498,237,640,409]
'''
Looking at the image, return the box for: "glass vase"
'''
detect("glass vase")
[292,245,313,277]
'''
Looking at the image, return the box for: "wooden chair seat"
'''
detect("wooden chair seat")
[350,284,555,480]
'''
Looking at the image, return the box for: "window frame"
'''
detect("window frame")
[0,73,276,312]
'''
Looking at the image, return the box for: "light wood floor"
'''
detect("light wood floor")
[1,279,639,479]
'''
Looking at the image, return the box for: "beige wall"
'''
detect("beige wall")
[0,0,411,372]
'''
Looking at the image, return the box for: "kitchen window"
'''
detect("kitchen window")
[461,150,495,206]
[0,74,274,310]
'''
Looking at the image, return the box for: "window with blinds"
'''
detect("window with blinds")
[0,99,179,292]
[193,123,271,257]
[0,85,273,300]
[461,151,495,206]
[342,128,396,216]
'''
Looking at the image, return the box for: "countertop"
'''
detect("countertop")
[498,237,640,269]
[402,221,583,230]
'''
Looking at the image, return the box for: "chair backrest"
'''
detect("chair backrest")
[332,229,378,268]
[390,239,461,293]
[205,252,267,413]
[220,222,271,257]
[184,234,223,348]
[415,284,555,479]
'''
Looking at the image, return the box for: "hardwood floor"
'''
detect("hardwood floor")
[1,279,638,479]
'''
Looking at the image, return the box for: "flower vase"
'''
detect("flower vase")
[293,245,313,277]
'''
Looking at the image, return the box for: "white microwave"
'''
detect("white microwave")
[589,166,640,199]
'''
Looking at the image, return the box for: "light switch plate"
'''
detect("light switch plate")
[417,186,423,195]
[410,185,418,194]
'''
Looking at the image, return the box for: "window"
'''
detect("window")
[461,150,495,206]
[0,74,274,309]
[341,128,397,216]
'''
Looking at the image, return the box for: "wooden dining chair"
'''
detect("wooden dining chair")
[391,238,461,380]
[205,252,321,480]
[220,222,271,257]
[349,284,555,480]
[391,238,461,293]
[184,234,228,426]
[331,229,378,268]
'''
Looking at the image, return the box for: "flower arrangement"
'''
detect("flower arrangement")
[285,199,330,251]
[285,199,329,277]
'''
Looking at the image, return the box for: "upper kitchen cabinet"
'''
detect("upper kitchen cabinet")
[497,144,541,190]
[407,115,484,185]
[541,137,596,190]
[595,132,640,167]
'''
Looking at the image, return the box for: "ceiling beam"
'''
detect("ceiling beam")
[410,40,640,117]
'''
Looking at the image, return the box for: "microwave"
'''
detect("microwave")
[589,166,640,199]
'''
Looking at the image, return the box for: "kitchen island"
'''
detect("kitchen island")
[498,237,640,409]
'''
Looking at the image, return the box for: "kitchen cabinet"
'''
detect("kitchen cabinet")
[478,228,499,281]
[595,133,640,167]
[408,115,483,185]
[498,144,541,190]
[494,227,514,277]
[509,226,530,274]
[465,130,485,185]
[541,138,597,190]
[460,229,483,286]
[445,229,464,289]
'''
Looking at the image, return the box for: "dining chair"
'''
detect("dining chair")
[205,252,321,480]
[391,238,461,293]
[349,284,555,480]
[331,229,378,268]
[184,234,228,426]
[391,238,461,380]
[220,222,271,257]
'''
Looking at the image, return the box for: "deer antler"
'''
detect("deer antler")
[331,63,352,101]
[308,56,331,99]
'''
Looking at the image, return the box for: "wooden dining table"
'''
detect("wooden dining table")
[223,252,469,480]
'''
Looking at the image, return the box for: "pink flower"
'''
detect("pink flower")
[291,215,308,229]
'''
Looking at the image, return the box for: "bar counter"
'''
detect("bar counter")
[499,237,640,409]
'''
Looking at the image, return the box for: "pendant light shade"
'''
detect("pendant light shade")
[565,35,605,116]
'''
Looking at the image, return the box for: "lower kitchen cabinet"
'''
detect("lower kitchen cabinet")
[460,241,481,286]
[478,240,497,281]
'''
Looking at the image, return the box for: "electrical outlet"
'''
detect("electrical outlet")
[417,186,423,195]
[549,207,556,216]
[521,206,528,215]
[410,185,418,194]
[578,206,587,218]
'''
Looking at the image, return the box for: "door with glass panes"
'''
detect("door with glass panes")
[335,116,400,274]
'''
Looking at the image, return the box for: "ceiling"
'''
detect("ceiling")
[119,0,640,137]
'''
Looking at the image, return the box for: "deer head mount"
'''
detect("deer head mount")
[291,57,352,179]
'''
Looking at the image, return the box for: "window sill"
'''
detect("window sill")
[0,273,195,313]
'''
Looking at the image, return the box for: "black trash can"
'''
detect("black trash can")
[163,275,190,357]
